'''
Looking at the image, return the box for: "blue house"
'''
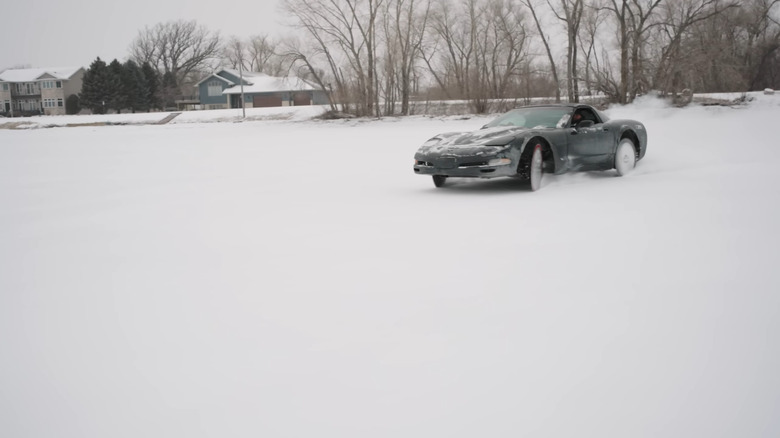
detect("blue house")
[195,69,329,110]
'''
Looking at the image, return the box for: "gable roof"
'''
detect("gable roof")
[221,71,320,95]
[0,66,83,82]
[194,73,236,87]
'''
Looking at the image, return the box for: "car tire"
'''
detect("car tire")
[528,144,543,191]
[615,138,637,176]
[433,175,447,188]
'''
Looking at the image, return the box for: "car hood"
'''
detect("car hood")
[417,126,528,156]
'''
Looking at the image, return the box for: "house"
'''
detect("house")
[0,66,85,116]
[195,69,329,110]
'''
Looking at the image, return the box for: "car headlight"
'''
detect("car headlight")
[488,158,512,166]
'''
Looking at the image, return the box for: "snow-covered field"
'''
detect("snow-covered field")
[2,95,779,437]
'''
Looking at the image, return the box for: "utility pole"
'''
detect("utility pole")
[238,54,246,119]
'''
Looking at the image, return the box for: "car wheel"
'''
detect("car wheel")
[528,144,543,191]
[615,139,637,176]
[432,175,447,187]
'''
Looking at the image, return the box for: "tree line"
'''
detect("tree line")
[80,20,221,114]
[79,58,165,114]
[80,0,780,115]
[280,0,780,114]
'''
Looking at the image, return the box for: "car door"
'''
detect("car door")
[567,108,613,170]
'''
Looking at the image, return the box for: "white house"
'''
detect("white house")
[0,66,85,116]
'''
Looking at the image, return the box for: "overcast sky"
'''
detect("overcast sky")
[1,0,286,70]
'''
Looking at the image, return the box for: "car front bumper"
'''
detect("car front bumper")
[413,159,518,178]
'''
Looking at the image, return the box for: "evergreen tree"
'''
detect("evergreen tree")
[107,59,126,113]
[141,62,161,110]
[65,94,80,115]
[80,57,110,114]
[122,60,148,113]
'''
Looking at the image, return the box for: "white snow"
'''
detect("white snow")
[0,66,82,82]
[218,70,319,95]
[1,94,779,438]
[0,105,329,128]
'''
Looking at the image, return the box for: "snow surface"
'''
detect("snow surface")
[2,95,780,438]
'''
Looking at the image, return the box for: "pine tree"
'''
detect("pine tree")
[65,94,80,115]
[141,62,161,111]
[122,60,147,113]
[80,57,110,114]
[107,59,126,113]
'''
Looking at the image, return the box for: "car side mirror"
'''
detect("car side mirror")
[578,120,595,129]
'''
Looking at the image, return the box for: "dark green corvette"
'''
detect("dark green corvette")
[413,104,648,191]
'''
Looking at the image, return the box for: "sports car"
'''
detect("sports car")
[413,104,647,191]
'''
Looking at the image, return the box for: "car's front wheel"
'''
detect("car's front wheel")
[615,139,637,176]
[432,175,447,188]
[519,144,544,191]
[528,144,543,191]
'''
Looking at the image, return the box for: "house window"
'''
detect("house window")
[207,81,222,97]
[56,81,62,88]
[57,98,63,107]
[2,83,7,91]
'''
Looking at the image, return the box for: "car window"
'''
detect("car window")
[571,107,603,127]
[485,108,572,129]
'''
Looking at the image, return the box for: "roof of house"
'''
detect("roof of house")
[0,66,83,82]
[194,73,236,87]
[215,69,320,95]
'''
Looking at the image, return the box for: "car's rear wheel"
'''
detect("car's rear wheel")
[615,139,637,176]
[432,175,447,188]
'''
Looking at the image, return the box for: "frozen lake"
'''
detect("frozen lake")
[2,97,779,437]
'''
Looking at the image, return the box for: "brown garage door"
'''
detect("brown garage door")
[253,95,283,108]
[293,92,311,106]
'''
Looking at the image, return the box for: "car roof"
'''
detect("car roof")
[515,103,591,109]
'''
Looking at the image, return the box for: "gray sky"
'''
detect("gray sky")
[1,0,285,70]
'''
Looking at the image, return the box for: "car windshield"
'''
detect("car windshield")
[484,107,572,129]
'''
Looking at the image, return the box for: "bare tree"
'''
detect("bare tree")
[222,34,286,76]
[129,20,222,91]
[547,0,585,102]
[248,34,284,74]
[627,0,664,100]
[651,0,739,94]
[740,0,780,89]
[281,38,340,112]
[223,36,249,71]
[483,0,530,99]
[602,0,663,102]
[524,0,561,102]
[578,2,605,97]
[425,0,476,99]
[283,0,385,116]
[383,0,431,114]
[606,0,632,103]
[420,0,530,112]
